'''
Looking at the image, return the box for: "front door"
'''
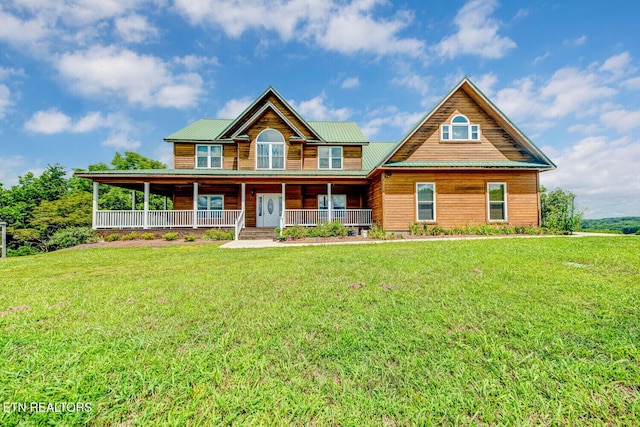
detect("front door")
[256,193,282,227]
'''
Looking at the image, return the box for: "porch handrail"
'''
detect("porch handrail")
[95,209,242,229]
[284,209,372,227]
[234,210,245,241]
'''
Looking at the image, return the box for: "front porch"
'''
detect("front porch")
[90,181,372,240]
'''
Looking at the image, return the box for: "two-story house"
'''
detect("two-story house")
[76,78,555,239]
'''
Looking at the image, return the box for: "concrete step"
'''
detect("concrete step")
[239,228,276,240]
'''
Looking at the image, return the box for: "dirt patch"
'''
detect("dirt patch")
[0,305,30,316]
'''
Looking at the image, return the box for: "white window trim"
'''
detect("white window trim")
[318,194,347,209]
[487,182,508,222]
[415,182,436,222]
[197,194,224,211]
[195,144,223,169]
[441,114,481,142]
[255,129,286,170]
[318,146,343,170]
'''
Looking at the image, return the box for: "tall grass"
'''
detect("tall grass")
[1,237,638,425]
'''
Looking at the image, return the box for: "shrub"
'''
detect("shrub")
[45,226,99,251]
[281,225,307,240]
[311,221,349,238]
[7,245,41,257]
[368,223,386,239]
[540,186,584,234]
[203,229,234,240]
[106,233,121,242]
[141,232,156,240]
[184,234,196,242]
[162,232,179,241]
[120,231,139,241]
[429,225,446,236]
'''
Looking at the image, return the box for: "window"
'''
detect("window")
[416,183,435,222]
[197,195,223,211]
[488,183,507,221]
[196,145,222,168]
[319,194,346,210]
[441,114,480,141]
[318,146,343,169]
[256,129,285,169]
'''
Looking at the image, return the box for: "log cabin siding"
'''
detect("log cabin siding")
[174,143,195,169]
[172,184,240,211]
[380,170,540,230]
[390,89,538,163]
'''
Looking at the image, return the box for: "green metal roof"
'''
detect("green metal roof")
[383,160,554,169]
[77,168,370,177]
[362,142,396,171]
[164,119,232,141]
[164,119,367,143]
[307,121,367,143]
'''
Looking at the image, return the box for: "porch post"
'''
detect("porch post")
[143,182,150,229]
[92,182,99,230]
[281,183,286,228]
[241,183,246,213]
[1,221,6,258]
[193,182,199,228]
[131,190,136,210]
[327,182,332,223]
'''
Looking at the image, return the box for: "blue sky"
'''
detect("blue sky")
[1,0,639,218]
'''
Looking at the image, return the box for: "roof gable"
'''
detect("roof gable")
[218,87,322,141]
[378,78,556,170]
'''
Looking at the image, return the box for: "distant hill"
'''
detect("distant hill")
[581,217,640,234]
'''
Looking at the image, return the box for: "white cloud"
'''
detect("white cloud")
[533,52,550,65]
[56,45,203,108]
[174,55,219,70]
[0,156,44,187]
[361,105,423,139]
[599,52,633,79]
[102,132,141,150]
[290,94,351,121]
[174,0,425,57]
[24,109,105,134]
[540,137,640,218]
[600,109,640,133]
[115,14,159,43]
[0,6,51,49]
[391,73,430,96]
[0,84,10,119]
[435,0,516,59]
[472,72,498,96]
[216,96,252,118]
[341,77,360,89]
[622,76,640,90]
[564,35,587,47]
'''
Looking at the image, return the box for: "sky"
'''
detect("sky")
[0,0,639,219]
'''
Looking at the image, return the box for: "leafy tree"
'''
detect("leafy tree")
[540,186,584,234]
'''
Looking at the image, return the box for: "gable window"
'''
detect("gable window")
[441,114,480,141]
[318,146,343,169]
[256,129,285,169]
[488,183,507,222]
[196,145,222,168]
[416,183,435,222]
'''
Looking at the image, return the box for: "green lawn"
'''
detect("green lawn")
[1,237,639,426]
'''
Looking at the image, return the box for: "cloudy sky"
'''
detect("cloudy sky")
[1,0,638,218]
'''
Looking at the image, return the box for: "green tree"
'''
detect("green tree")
[540,186,584,234]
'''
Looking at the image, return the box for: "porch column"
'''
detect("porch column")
[92,182,99,229]
[327,182,332,223]
[281,183,286,227]
[193,182,199,228]
[241,183,246,213]
[131,190,136,210]
[1,221,7,258]
[143,182,150,229]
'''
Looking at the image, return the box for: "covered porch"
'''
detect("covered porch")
[88,177,373,239]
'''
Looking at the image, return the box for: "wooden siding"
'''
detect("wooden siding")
[379,170,540,230]
[390,89,538,163]
[303,145,362,171]
[368,174,383,225]
[173,184,240,210]
[174,143,195,169]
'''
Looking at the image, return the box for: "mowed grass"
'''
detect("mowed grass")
[1,237,639,426]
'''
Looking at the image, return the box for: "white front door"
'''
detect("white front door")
[256,193,282,227]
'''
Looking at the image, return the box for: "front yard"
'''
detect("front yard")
[1,237,638,425]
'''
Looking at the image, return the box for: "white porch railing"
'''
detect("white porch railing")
[284,209,372,227]
[234,210,245,241]
[95,210,242,229]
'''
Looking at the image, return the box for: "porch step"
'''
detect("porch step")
[239,227,277,240]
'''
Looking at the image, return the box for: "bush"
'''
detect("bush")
[45,227,99,251]
[7,245,41,257]
[637,229,640,236]
[203,229,234,240]
[184,234,196,242]
[162,232,179,241]
[106,233,121,242]
[120,231,139,241]
[368,223,386,239]
[141,232,156,240]
[281,225,307,240]
[540,187,584,234]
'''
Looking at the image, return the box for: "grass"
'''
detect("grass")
[1,237,639,425]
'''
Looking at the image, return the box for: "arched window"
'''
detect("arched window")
[441,114,480,141]
[256,129,285,169]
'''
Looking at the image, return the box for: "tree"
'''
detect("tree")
[540,186,584,234]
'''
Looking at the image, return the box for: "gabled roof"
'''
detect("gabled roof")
[372,77,556,171]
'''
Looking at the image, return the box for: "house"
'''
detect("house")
[76,78,555,239]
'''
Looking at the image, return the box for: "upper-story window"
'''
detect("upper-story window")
[196,144,222,168]
[318,146,342,169]
[441,114,480,141]
[256,129,285,169]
